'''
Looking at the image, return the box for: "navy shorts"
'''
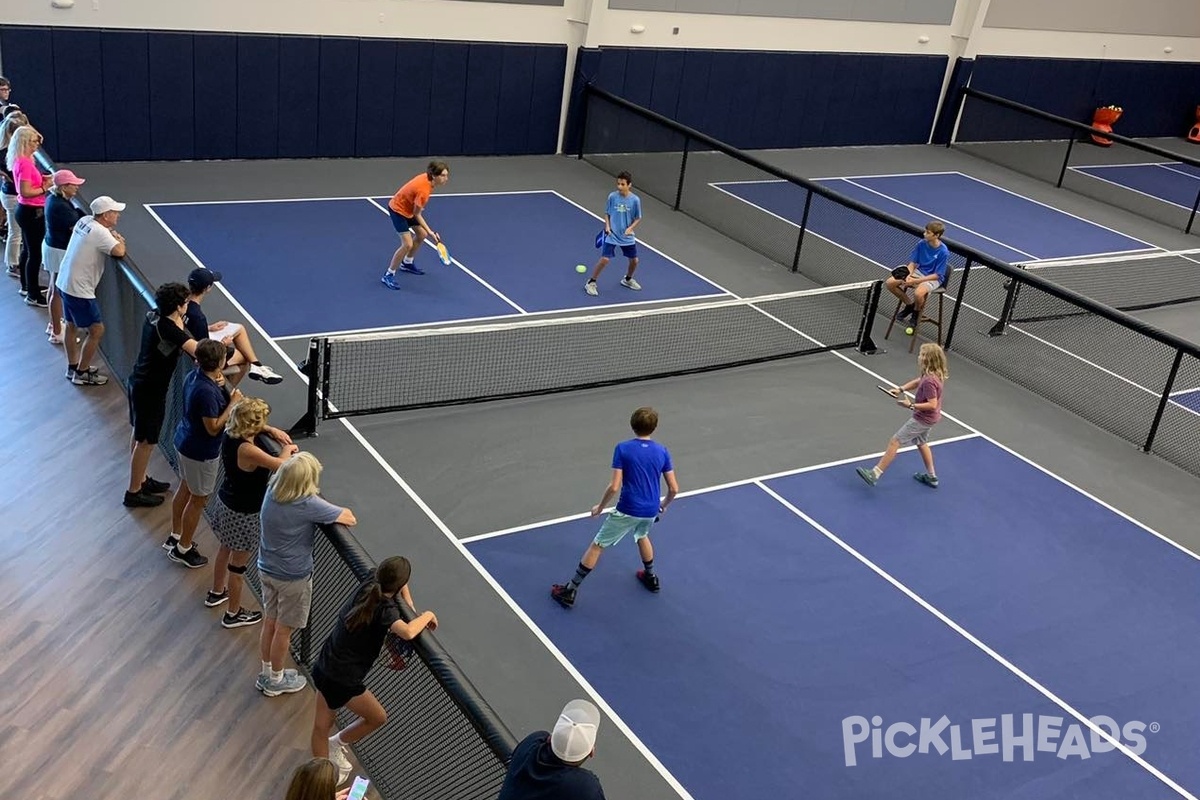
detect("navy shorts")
[128,379,168,445]
[388,208,420,235]
[62,292,102,328]
[312,664,366,710]
[601,242,638,259]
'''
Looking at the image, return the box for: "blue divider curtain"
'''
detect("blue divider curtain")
[0,25,567,162]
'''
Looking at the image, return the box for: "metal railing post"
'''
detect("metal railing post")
[1144,349,1184,452]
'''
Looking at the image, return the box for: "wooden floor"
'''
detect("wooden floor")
[0,286,332,800]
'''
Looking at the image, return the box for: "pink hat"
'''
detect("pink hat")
[52,169,85,187]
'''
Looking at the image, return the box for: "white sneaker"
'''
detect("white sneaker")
[620,277,642,291]
[328,736,353,772]
[584,280,598,296]
[248,363,284,385]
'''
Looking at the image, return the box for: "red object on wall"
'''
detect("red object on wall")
[1091,106,1123,146]
[1188,106,1200,144]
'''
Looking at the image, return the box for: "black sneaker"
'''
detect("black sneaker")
[898,304,915,321]
[124,490,165,508]
[205,589,230,608]
[551,584,576,609]
[168,544,209,569]
[142,476,172,494]
[637,570,661,593]
[162,533,180,551]
[222,608,264,629]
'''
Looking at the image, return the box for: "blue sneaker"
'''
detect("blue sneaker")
[398,262,425,275]
[855,467,879,486]
[381,273,401,290]
[914,472,939,488]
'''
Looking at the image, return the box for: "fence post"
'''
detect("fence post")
[989,277,1021,336]
[673,136,691,211]
[943,258,972,351]
[857,280,882,354]
[575,85,591,160]
[790,189,814,273]
[1188,185,1200,235]
[289,339,321,437]
[1056,136,1076,188]
[1144,349,1184,453]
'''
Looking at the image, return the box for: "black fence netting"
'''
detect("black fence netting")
[576,83,1200,478]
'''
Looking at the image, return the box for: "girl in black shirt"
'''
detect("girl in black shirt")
[310,556,437,784]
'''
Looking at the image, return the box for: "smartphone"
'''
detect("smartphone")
[347,776,370,800]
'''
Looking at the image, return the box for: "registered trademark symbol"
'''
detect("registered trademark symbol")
[1149,722,1161,734]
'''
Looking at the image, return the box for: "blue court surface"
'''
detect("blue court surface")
[1169,387,1200,416]
[713,171,1154,269]
[467,436,1200,800]
[147,191,726,338]
[1073,162,1200,212]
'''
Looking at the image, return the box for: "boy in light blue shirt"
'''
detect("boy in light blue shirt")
[552,407,679,608]
[584,171,643,296]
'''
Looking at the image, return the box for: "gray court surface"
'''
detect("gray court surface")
[69,148,1200,800]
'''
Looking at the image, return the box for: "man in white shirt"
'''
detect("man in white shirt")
[57,195,127,386]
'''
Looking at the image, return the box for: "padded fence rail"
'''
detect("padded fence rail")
[32,149,517,799]
[576,84,1200,478]
[950,88,1200,235]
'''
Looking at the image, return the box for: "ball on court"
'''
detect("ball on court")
[575,264,588,274]
[905,326,915,336]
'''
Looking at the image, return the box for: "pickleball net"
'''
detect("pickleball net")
[999,248,1200,325]
[298,279,883,424]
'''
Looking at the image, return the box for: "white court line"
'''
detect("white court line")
[364,197,527,315]
[1018,247,1171,266]
[707,182,1189,402]
[547,190,734,298]
[1157,163,1200,182]
[143,203,699,800]
[147,189,559,207]
[460,433,983,544]
[1069,166,1197,213]
[148,195,1200,798]
[837,177,1040,261]
[757,481,1198,800]
[271,293,729,341]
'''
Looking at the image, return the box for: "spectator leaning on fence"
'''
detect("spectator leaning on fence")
[165,339,244,569]
[125,282,199,509]
[58,195,127,385]
[207,396,297,629]
[257,452,357,698]
[0,110,28,282]
[7,123,50,307]
[43,169,86,345]
[498,699,607,800]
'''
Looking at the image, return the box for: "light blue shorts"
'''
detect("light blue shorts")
[592,511,655,548]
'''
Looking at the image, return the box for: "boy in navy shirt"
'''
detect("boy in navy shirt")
[552,407,678,608]
[887,220,950,322]
[584,171,642,296]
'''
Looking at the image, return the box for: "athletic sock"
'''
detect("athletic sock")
[872,466,882,479]
[252,360,262,366]
[586,278,596,284]
[402,257,414,265]
[641,559,655,576]
[270,668,284,683]
[385,268,397,276]
[261,660,272,677]
[569,563,592,590]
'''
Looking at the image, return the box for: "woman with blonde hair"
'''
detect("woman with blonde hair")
[204,396,297,628]
[7,124,51,307]
[856,342,948,489]
[283,758,351,800]
[0,111,30,283]
[257,452,356,697]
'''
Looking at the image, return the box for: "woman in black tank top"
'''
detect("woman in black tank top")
[207,397,299,629]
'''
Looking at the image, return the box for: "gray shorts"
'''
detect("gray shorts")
[261,574,313,629]
[904,273,936,302]
[894,417,934,446]
[177,453,220,496]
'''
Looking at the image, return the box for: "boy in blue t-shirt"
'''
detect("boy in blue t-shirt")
[552,407,679,609]
[887,220,950,322]
[584,171,643,297]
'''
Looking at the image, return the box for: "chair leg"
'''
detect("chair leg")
[936,293,945,346]
[884,297,902,340]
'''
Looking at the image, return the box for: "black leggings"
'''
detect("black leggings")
[14,203,45,302]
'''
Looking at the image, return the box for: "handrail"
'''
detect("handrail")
[961,88,1200,170]
[584,83,1200,362]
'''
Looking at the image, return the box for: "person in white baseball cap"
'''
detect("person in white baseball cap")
[497,699,606,799]
[89,195,126,216]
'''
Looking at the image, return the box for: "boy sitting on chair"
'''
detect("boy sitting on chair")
[886,220,949,323]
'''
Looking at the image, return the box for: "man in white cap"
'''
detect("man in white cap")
[57,195,127,386]
[497,699,606,800]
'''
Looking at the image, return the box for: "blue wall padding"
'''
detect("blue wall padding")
[147,32,196,160]
[317,37,360,158]
[463,45,504,155]
[965,56,1200,141]
[391,41,435,157]
[193,34,239,160]
[354,38,397,159]
[101,31,152,162]
[0,26,59,147]
[236,35,281,159]
[429,42,470,156]
[51,28,106,162]
[277,36,321,159]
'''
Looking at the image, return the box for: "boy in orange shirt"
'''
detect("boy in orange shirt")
[382,161,450,290]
